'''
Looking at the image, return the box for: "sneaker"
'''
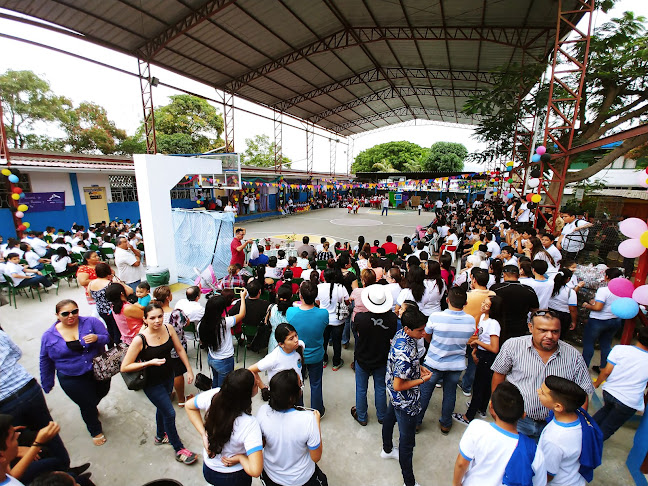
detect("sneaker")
[323,361,328,369]
[452,413,471,426]
[350,406,367,426]
[466,401,486,418]
[457,382,471,396]
[175,448,198,464]
[435,383,442,388]
[439,423,451,435]
[320,407,326,420]
[332,359,344,371]
[154,434,169,445]
[380,448,399,460]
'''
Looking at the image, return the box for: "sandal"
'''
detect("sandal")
[92,434,106,446]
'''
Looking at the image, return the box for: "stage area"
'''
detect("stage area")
[0,208,636,486]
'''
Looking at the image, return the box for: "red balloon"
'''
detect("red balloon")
[12,187,22,194]
[17,224,26,231]
[526,193,533,202]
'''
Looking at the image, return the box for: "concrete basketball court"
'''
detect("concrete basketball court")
[0,208,637,486]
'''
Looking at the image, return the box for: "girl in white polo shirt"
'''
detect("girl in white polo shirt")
[256,369,325,486]
[185,368,263,486]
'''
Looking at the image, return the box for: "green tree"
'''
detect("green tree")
[352,141,428,173]
[61,102,127,154]
[372,159,398,172]
[421,142,467,171]
[464,12,648,199]
[241,134,292,168]
[0,70,71,149]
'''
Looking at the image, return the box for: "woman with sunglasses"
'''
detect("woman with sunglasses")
[39,299,111,446]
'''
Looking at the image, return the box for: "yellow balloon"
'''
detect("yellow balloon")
[23,222,30,229]
[11,193,20,200]
[506,161,515,166]
[17,204,28,212]
[1,169,11,176]
[641,231,648,249]
[531,194,542,203]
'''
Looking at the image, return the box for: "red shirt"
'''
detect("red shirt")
[381,242,398,254]
[230,238,245,266]
[289,266,303,278]
[370,246,378,253]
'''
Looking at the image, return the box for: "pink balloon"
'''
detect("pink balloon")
[633,285,648,305]
[14,211,24,218]
[638,172,648,188]
[536,146,546,155]
[618,238,647,258]
[619,218,648,239]
[608,277,635,298]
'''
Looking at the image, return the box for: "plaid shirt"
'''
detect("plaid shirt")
[218,274,245,290]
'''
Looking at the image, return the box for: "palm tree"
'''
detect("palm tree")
[372,159,398,172]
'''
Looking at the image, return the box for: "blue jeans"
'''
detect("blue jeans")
[57,371,110,437]
[143,376,184,452]
[517,416,547,441]
[593,390,637,441]
[306,361,324,414]
[417,368,462,428]
[16,274,52,288]
[0,380,70,483]
[355,361,387,422]
[208,354,235,388]
[458,348,476,393]
[127,280,141,292]
[342,301,354,345]
[382,207,388,216]
[203,463,251,486]
[582,317,623,368]
[382,400,418,486]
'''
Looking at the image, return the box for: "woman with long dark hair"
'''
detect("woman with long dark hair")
[548,268,579,340]
[256,369,325,486]
[185,368,263,486]
[200,292,247,388]
[120,302,197,464]
[395,265,445,316]
[267,285,294,353]
[316,268,350,370]
[524,236,556,272]
[488,258,503,288]
[105,282,143,344]
[439,252,455,287]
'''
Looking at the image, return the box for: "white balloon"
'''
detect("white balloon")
[638,171,648,188]
[528,178,540,188]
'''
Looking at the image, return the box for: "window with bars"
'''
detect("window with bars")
[109,175,138,202]
[1,173,31,209]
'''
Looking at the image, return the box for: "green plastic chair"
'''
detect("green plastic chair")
[316,260,328,270]
[100,248,115,263]
[3,274,40,308]
[89,244,99,251]
[41,264,60,295]
[241,324,258,367]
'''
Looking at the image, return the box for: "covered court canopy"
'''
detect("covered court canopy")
[0,0,590,136]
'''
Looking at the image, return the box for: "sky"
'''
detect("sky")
[1,0,646,175]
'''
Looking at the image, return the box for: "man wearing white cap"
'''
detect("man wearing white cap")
[351,285,397,427]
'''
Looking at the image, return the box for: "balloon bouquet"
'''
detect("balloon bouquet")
[1,168,30,231]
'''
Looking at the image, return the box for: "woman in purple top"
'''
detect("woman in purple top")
[39,299,111,446]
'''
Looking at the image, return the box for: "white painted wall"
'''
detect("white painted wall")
[76,173,112,204]
[28,171,75,206]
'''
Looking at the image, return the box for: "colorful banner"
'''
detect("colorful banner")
[22,192,65,212]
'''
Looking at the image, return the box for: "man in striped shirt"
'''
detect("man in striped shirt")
[491,310,594,440]
[417,287,476,435]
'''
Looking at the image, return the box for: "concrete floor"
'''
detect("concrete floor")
[0,207,639,486]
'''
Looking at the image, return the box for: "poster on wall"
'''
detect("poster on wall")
[22,192,65,212]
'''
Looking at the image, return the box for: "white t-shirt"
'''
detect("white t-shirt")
[477,315,500,351]
[459,420,547,486]
[3,248,23,259]
[396,279,445,316]
[24,250,41,268]
[548,286,577,313]
[538,418,585,486]
[502,255,519,267]
[29,238,49,257]
[517,203,531,223]
[446,233,459,246]
[316,283,349,325]
[524,278,554,310]
[546,245,562,265]
[276,258,289,270]
[385,282,402,312]
[256,404,320,485]
[301,269,319,282]
[255,341,305,382]
[115,247,141,284]
[208,316,237,359]
[589,286,618,320]
[265,266,283,279]
[486,241,501,258]
[561,220,589,253]
[296,257,309,269]
[1,475,23,486]
[382,198,389,208]
[194,389,263,474]
[5,261,27,286]
[603,345,648,411]
[51,255,71,273]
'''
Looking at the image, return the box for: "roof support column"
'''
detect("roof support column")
[137,59,157,154]
[329,139,336,177]
[273,109,282,173]
[220,91,235,153]
[536,0,595,230]
[0,100,22,238]
[347,136,354,176]
[305,121,314,175]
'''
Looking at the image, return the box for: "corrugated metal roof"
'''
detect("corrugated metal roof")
[0,0,589,136]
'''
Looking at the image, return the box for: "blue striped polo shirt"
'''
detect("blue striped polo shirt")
[424,309,476,371]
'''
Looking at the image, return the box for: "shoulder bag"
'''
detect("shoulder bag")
[92,342,129,381]
[120,334,148,391]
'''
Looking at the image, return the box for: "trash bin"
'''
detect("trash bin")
[141,480,183,486]
[146,266,170,287]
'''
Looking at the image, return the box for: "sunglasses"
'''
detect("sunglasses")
[531,309,558,318]
[59,309,79,317]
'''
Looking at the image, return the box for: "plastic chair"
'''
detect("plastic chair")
[442,245,458,266]
[41,264,60,296]
[316,260,328,270]
[100,248,115,263]
[241,324,258,367]
[3,274,40,308]
[183,322,200,366]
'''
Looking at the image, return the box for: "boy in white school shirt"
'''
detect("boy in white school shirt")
[453,382,546,486]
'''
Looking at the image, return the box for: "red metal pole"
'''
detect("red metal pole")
[0,100,23,239]
[621,227,648,344]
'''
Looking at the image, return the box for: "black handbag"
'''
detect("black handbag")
[194,347,212,392]
[120,334,148,391]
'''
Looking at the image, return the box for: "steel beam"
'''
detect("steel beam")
[137,59,158,154]
[329,107,481,133]
[347,136,354,176]
[309,86,485,123]
[138,0,237,58]
[330,139,337,177]
[226,26,551,92]
[306,122,315,175]
[220,91,235,153]
[274,109,283,173]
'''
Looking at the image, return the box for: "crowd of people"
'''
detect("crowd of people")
[0,195,646,486]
